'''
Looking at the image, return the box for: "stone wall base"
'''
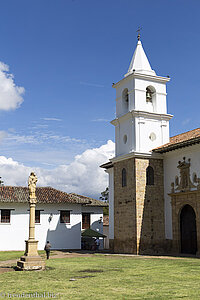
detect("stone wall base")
[112,238,174,255]
[109,239,114,252]
[113,238,137,254]
[138,239,169,255]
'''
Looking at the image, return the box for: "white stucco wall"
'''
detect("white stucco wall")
[106,167,114,240]
[0,203,29,251]
[135,116,170,153]
[0,202,103,251]
[134,77,167,114]
[113,72,171,157]
[116,77,133,118]
[115,75,168,118]
[163,144,200,239]
[114,112,170,157]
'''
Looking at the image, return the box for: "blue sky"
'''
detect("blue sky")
[0,0,199,197]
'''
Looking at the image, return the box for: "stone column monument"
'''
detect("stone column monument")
[17,172,45,270]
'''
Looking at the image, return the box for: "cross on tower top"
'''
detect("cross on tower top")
[137,27,142,41]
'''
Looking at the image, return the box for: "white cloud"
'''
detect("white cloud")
[0,131,7,143]
[0,140,115,198]
[42,118,62,122]
[182,118,191,126]
[0,62,25,110]
[4,132,86,146]
[91,118,109,122]
[6,134,39,145]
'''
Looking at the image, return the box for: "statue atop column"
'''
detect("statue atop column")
[28,172,37,200]
[17,171,45,270]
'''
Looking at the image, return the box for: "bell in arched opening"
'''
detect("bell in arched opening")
[146,87,153,102]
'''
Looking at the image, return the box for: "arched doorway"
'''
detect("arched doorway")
[180,205,197,254]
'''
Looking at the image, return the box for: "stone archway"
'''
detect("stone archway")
[180,205,197,254]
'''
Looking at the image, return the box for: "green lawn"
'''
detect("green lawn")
[0,251,45,261]
[0,254,200,299]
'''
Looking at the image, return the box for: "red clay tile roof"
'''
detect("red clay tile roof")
[0,186,106,206]
[69,193,108,207]
[153,128,200,153]
[103,215,109,226]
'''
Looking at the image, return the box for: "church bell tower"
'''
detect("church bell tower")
[112,34,173,157]
[101,33,173,255]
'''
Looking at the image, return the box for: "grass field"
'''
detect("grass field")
[0,251,45,262]
[0,253,200,299]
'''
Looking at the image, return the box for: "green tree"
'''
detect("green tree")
[99,187,109,215]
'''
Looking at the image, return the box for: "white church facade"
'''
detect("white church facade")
[0,186,104,251]
[102,34,200,255]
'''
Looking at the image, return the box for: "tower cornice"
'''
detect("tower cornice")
[110,150,163,164]
[111,110,173,126]
[112,72,170,89]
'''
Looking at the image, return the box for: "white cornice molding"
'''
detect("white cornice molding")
[113,72,170,88]
[110,151,163,164]
[112,74,132,89]
[132,110,173,120]
[111,110,173,125]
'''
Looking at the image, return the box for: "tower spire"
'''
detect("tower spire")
[125,31,156,77]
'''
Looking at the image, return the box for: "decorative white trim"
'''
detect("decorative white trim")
[113,72,170,89]
[110,150,163,164]
[111,110,173,126]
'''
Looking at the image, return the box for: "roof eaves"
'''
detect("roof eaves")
[153,136,200,153]
[100,162,113,169]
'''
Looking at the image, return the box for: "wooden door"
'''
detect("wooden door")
[180,205,197,254]
[82,213,90,229]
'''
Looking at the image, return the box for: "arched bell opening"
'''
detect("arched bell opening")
[146,86,156,112]
[122,88,129,113]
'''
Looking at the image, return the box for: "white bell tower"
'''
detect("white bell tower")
[111,34,173,157]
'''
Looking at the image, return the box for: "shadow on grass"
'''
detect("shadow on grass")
[140,253,199,260]
[52,249,111,255]
[79,269,104,273]
[74,275,95,279]
[0,266,15,274]
[51,249,200,260]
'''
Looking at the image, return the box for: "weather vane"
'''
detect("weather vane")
[137,27,142,41]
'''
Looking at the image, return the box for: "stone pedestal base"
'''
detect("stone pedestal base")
[17,255,45,271]
[17,239,45,271]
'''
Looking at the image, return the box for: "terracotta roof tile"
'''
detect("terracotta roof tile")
[153,128,200,153]
[0,186,106,206]
[69,193,107,207]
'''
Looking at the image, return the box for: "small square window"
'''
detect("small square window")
[1,209,11,223]
[35,210,40,223]
[60,210,70,223]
